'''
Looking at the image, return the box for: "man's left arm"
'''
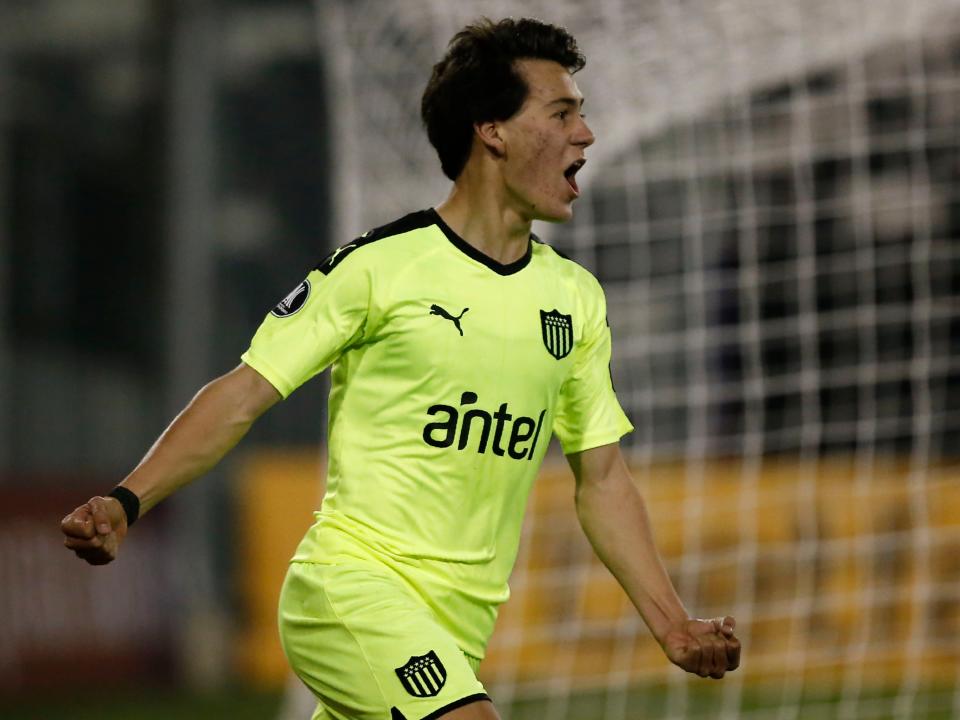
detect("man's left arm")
[568,442,741,679]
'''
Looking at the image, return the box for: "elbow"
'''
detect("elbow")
[226,364,281,423]
[571,444,634,512]
[195,367,278,429]
[235,392,269,425]
[576,466,639,514]
[574,472,610,514]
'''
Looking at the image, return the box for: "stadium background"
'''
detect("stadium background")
[1,1,958,718]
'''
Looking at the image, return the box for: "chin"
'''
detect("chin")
[534,203,575,224]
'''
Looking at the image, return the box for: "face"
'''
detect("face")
[494,59,595,223]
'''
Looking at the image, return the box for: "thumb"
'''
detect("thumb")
[61,505,94,538]
[712,616,736,636]
[88,496,124,534]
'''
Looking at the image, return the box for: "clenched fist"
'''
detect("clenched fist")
[661,616,741,679]
[61,496,128,565]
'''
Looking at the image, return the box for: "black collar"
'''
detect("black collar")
[428,208,533,276]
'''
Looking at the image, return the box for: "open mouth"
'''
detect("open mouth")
[564,159,586,194]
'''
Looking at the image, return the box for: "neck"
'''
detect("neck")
[435,167,533,265]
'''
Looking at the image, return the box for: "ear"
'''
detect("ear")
[474,120,506,157]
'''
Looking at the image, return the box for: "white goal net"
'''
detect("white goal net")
[316,1,960,718]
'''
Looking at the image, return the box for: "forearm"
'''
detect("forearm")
[119,364,279,515]
[576,468,688,644]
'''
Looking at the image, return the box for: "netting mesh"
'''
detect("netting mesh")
[317,1,960,717]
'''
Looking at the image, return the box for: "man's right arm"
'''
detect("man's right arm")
[61,362,281,565]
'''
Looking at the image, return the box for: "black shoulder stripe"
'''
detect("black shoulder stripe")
[314,240,366,275]
[314,209,436,275]
[532,235,578,263]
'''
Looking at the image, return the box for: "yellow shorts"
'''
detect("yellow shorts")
[278,560,490,720]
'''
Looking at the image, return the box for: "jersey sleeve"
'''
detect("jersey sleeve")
[241,247,375,398]
[552,274,634,454]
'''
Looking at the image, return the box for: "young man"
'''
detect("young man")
[62,18,740,720]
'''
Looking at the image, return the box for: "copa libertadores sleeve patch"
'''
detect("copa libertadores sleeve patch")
[270,279,311,318]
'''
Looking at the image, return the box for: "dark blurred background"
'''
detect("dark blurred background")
[1,1,329,711]
[3,0,328,468]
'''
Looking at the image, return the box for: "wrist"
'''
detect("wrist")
[108,486,141,527]
[651,612,691,647]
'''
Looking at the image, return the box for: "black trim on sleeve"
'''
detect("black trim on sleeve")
[316,210,437,275]
[419,693,492,720]
[428,209,532,276]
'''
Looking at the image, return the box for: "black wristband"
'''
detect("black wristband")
[108,486,140,527]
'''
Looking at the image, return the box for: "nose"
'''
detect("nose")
[574,115,595,148]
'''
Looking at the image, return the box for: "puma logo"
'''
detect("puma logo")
[328,243,356,266]
[430,304,469,336]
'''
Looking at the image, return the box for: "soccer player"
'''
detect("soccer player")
[61,17,741,720]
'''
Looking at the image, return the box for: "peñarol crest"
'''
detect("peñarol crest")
[540,309,573,360]
[394,650,447,697]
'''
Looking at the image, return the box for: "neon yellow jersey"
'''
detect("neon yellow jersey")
[242,209,632,658]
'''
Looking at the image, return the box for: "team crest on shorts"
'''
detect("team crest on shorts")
[540,309,573,360]
[394,650,447,697]
[271,279,310,318]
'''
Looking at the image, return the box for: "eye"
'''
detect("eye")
[555,110,568,120]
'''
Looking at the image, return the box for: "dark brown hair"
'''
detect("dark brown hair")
[421,18,586,181]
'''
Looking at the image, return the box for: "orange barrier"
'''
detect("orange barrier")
[233,452,960,690]
[233,450,324,685]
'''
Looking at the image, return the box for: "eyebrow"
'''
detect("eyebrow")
[546,97,585,109]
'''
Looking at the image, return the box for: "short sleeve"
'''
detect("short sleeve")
[552,276,633,454]
[241,248,374,398]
